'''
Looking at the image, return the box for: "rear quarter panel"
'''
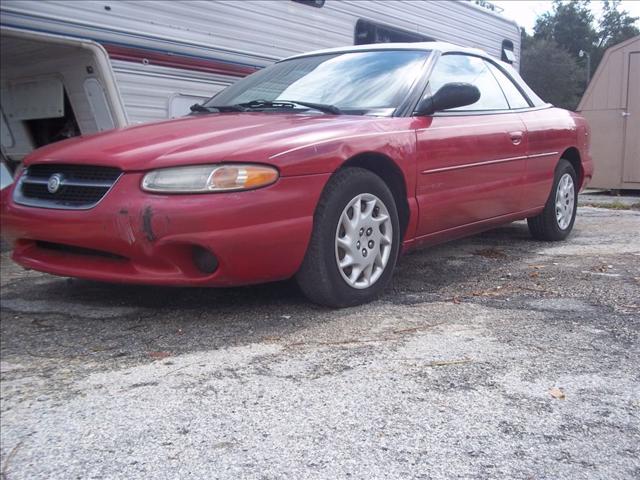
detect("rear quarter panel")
[571,112,594,188]
[519,107,589,208]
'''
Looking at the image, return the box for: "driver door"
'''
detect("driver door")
[414,54,528,237]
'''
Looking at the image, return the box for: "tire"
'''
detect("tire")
[296,167,401,307]
[527,159,578,241]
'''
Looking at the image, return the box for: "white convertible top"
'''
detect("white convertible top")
[283,42,488,62]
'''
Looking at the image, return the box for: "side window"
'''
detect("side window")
[486,61,530,109]
[427,54,509,111]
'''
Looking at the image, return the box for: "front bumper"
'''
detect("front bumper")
[1,172,330,286]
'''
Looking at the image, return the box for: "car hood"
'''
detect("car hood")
[24,113,392,174]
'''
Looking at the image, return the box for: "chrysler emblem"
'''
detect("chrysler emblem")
[47,173,64,194]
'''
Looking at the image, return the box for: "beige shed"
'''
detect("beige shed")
[578,35,639,190]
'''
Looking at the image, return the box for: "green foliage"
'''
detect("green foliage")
[598,0,639,49]
[591,0,640,71]
[520,27,532,50]
[533,0,597,57]
[521,0,639,109]
[520,39,584,110]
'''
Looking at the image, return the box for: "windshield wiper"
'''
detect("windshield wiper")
[189,103,245,113]
[280,99,342,115]
[232,99,342,115]
[191,99,342,115]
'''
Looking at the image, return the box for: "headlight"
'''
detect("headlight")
[141,164,279,193]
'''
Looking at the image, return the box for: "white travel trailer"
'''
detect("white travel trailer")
[0,0,520,167]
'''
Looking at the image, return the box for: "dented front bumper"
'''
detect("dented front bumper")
[1,172,329,286]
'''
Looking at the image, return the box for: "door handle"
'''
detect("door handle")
[509,131,523,145]
[622,112,631,117]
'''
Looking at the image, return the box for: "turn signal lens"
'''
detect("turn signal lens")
[142,164,279,193]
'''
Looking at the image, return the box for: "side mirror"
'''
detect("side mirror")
[415,82,481,115]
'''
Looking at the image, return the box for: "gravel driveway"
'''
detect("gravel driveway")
[1,206,639,480]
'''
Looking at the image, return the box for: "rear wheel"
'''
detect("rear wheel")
[527,159,577,241]
[296,168,400,307]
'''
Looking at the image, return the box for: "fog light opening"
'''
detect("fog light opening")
[192,246,218,274]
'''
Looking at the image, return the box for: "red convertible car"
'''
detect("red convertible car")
[1,42,592,307]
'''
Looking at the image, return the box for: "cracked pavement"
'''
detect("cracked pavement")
[1,206,639,479]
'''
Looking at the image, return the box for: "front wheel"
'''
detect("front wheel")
[527,159,578,241]
[296,168,400,307]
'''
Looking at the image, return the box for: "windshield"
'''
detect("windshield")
[204,50,430,115]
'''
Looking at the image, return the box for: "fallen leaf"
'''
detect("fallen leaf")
[393,327,420,335]
[148,351,171,360]
[471,287,505,297]
[424,358,473,367]
[549,387,565,400]
[262,335,281,342]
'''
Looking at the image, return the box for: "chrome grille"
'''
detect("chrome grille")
[13,164,122,210]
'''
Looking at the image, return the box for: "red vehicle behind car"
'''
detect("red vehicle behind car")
[1,43,593,307]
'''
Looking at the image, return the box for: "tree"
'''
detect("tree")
[533,0,597,57]
[522,0,639,105]
[597,0,639,49]
[520,27,532,51]
[590,0,640,73]
[520,39,584,110]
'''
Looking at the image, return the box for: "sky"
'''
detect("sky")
[491,0,640,33]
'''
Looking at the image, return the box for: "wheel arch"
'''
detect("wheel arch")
[560,147,584,189]
[338,152,410,238]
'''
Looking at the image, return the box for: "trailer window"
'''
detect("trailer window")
[355,19,435,45]
[292,0,325,7]
[502,40,515,64]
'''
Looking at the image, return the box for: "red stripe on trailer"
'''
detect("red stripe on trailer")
[104,44,259,77]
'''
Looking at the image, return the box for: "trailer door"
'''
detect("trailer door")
[0,27,127,165]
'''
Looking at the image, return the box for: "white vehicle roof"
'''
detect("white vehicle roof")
[283,42,489,62]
